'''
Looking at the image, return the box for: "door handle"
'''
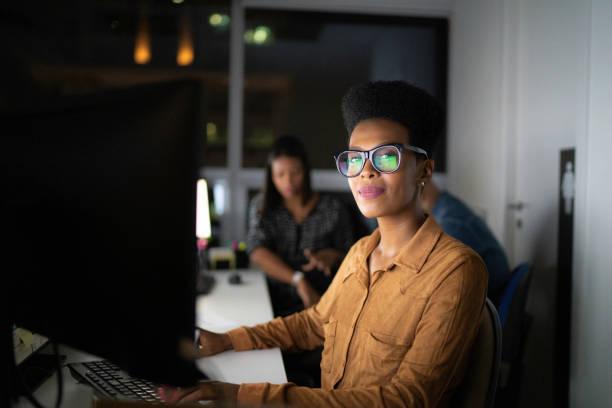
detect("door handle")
[508,201,526,211]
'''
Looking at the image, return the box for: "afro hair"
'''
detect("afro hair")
[341,80,444,157]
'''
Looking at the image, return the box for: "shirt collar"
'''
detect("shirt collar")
[343,215,443,283]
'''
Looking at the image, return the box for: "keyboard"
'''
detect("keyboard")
[68,360,162,403]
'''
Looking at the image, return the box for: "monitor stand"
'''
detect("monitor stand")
[196,272,216,295]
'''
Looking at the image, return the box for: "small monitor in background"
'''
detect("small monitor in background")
[4,79,206,395]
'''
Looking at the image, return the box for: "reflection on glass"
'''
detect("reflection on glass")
[176,14,194,66]
[209,13,230,30]
[245,26,273,46]
[134,15,152,64]
[18,0,231,166]
[243,10,448,170]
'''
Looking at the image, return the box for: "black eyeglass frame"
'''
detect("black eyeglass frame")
[333,143,429,178]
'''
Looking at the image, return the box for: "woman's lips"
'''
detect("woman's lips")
[358,185,385,199]
[280,187,299,197]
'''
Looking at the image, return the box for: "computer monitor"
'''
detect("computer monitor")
[3,79,206,397]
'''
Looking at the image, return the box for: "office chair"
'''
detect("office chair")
[495,263,533,407]
[452,298,502,408]
[497,263,531,327]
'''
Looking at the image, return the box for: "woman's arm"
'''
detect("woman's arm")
[250,247,320,307]
[302,197,356,276]
[249,246,296,284]
[301,248,344,276]
[198,249,352,357]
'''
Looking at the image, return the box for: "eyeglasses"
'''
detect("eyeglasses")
[334,143,428,178]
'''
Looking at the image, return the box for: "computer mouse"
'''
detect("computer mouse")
[228,273,242,285]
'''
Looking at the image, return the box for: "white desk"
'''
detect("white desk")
[15,269,286,407]
[195,269,287,384]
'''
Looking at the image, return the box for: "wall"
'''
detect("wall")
[512,0,589,269]
[448,0,594,406]
[447,0,506,238]
[511,2,589,406]
[571,0,612,406]
[448,0,589,264]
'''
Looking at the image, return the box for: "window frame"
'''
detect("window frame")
[202,0,451,242]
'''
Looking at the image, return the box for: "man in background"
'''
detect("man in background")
[422,180,511,301]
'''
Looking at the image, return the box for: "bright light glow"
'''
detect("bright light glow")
[213,182,226,216]
[177,15,194,66]
[244,29,254,43]
[196,179,212,239]
[244,26,273,45]
[209,13,223,26]
[206,122,218,142]
[209,13,230,28]
[172,0,184,4]
[134,17,151,64]
[176,43,194,66]
[253,26,271,44]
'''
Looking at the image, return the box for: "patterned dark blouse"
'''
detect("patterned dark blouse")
[247,193,355,315]
[247,193,354,269]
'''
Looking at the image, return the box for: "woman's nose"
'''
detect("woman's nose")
[360,158,377,178]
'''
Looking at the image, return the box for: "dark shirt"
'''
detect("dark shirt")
[432,191,511,298]
[247,193,355,315]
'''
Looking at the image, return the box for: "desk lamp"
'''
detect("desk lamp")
[196,179,215,294]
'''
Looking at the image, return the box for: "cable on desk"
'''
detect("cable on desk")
[14,341,64,408]
[16,364,45,408]
[52,342,63,408]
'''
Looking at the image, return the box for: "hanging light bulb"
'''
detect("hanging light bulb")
[134,15,151,65]
[177,14,194,66]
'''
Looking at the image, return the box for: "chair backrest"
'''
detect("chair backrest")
[496,262,532,392]
[453,298,502,408]
[497,262,531,328]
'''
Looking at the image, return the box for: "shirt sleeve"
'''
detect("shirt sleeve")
[235,253,488,408]
[226,245,356,352]
[246,194,273,254]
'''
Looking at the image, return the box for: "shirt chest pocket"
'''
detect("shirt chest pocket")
[321,320,337,373]
[366,330,413,362]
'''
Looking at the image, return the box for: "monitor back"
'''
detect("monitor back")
[3,80,204,385]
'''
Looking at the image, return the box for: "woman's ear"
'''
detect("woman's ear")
[419,159,435,183]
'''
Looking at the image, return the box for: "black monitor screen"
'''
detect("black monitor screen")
[4,80,204,387]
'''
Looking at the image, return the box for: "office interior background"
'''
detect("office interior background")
[3,0,611,407]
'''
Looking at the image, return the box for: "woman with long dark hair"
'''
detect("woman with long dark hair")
[247,135,355,317]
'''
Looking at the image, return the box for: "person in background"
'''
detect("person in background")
[246,135,356,387]
[421,180,511,302]
[162,81,488,407]
[247,135,355,318]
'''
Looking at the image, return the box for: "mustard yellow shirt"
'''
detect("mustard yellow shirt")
[228,216,488,407]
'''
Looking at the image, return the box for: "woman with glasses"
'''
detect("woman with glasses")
[164,81,488,408]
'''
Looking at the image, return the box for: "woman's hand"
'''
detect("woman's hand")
[159,381,239,405]
[296,278,320,307]
[302,248,343,276]
[196,328,233,357]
